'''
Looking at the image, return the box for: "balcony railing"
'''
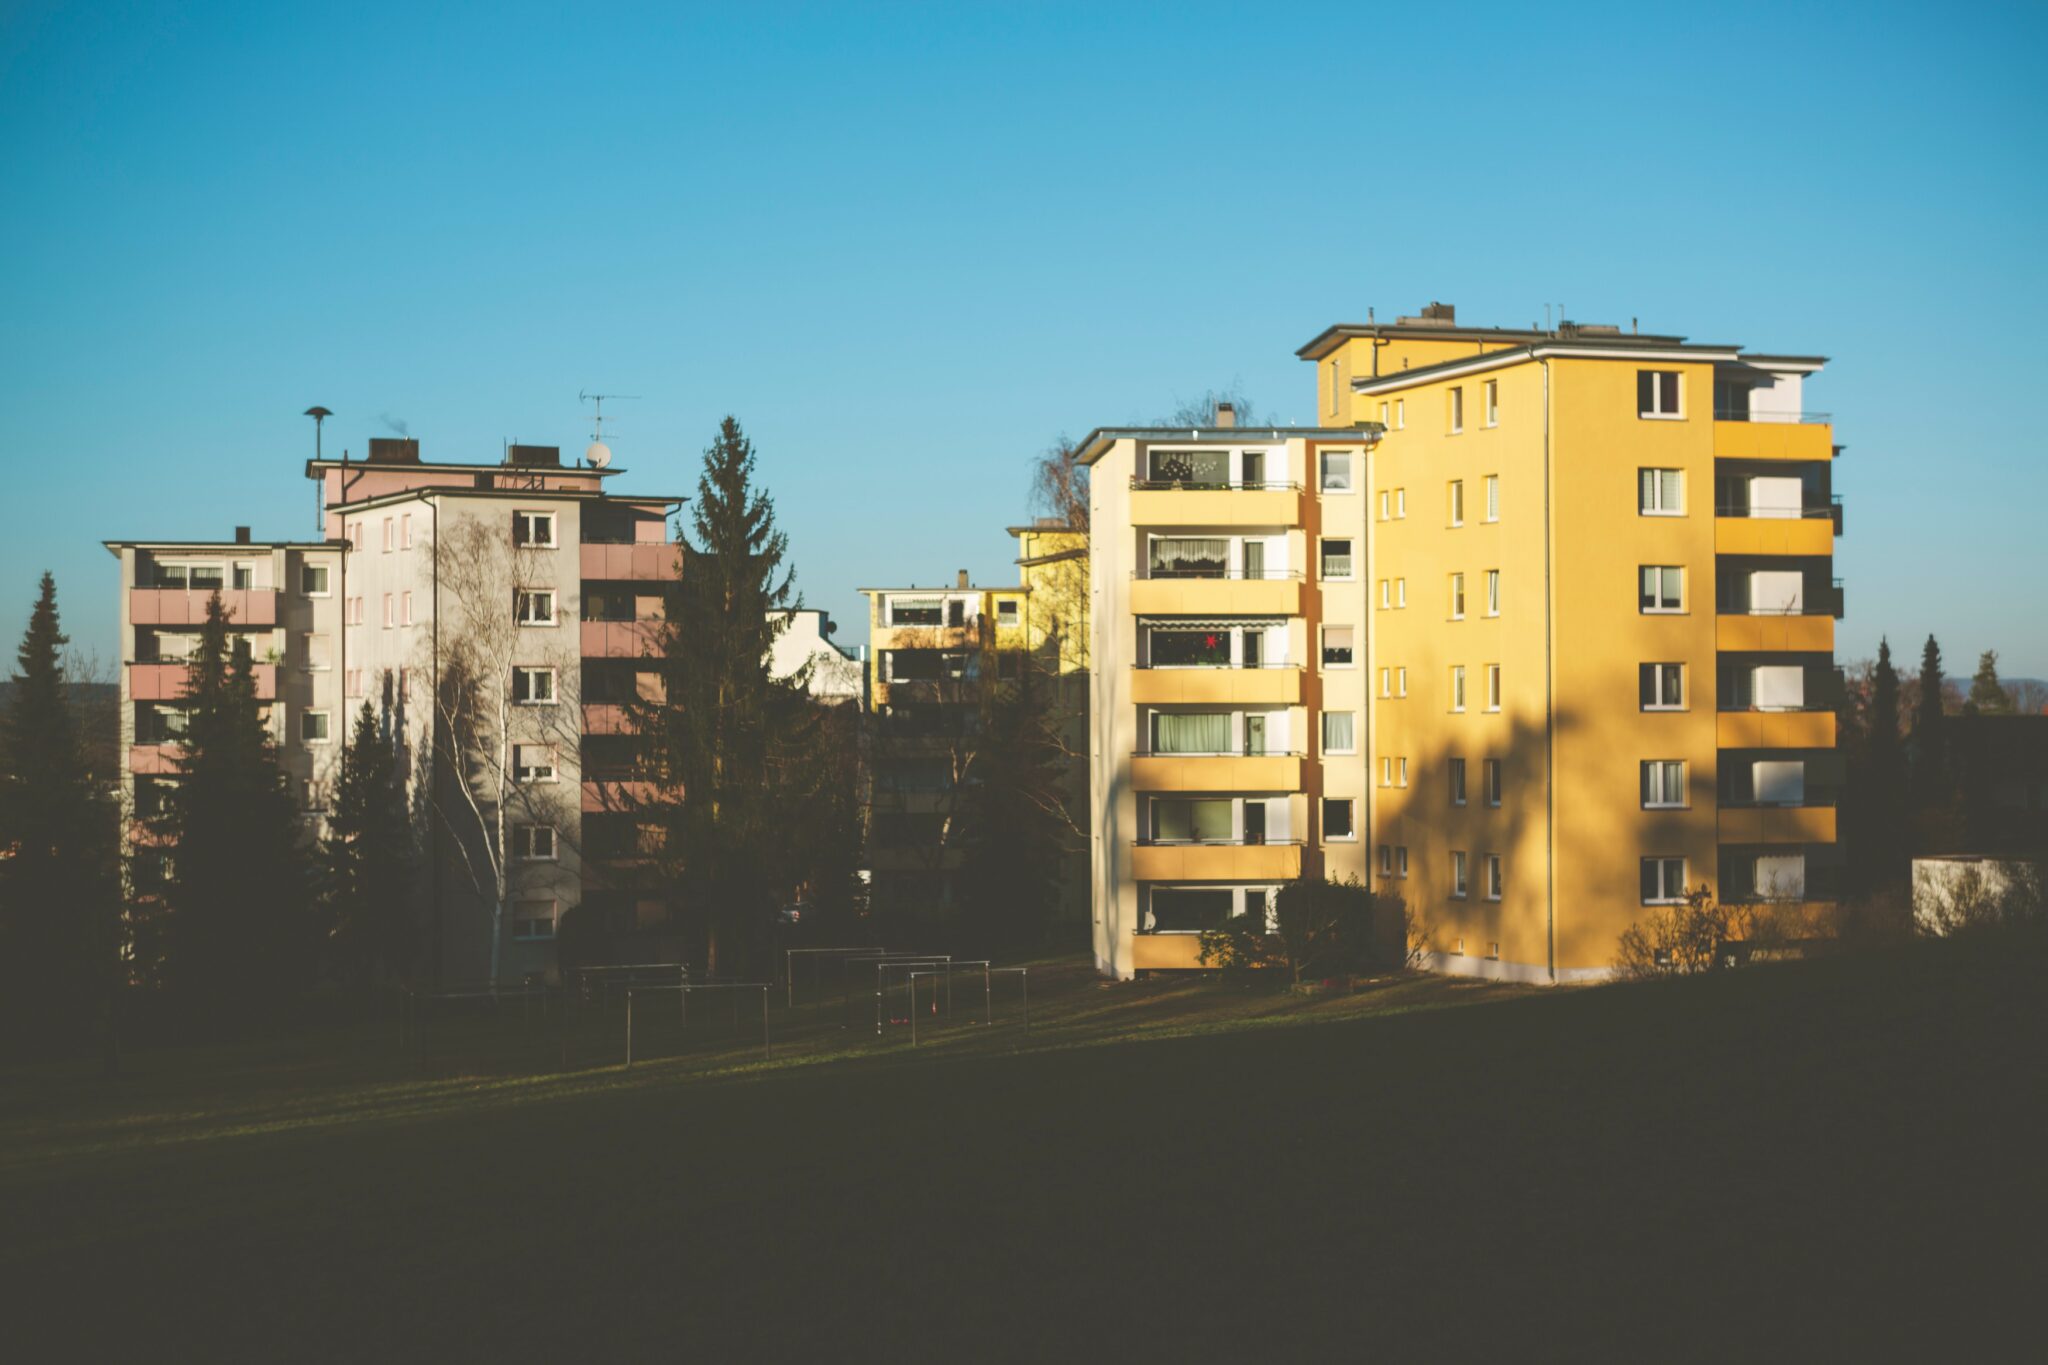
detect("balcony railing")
[1133,749,1304,760]
[1129,479,1301,491]
[1133,660,1300,671]
[1712,409,1832,424]
[1134,569,1302,581]
[1714,498,1840,521]
[1135,837,1303,848]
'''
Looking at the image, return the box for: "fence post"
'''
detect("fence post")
[625,989,634,1069]
[762,985,771,1060]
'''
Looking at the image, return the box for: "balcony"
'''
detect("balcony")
[1130,752,1302,792]
[1131,934,1211,971]
[877,678,980,707]
[128,743,181,775]
[1717,710,1837,749]
[873,624,984,653]
[1718,805,1838,845]
[1132,840,1302,881]
[131,587,280,627]
[1130,573,1302,617]
[129,661,277,701]
[1716,614,1834,654]
[1714,504,1839,557]
[581,777,659,813]
[582,703,636,734]
[1128,480,1302,528]
[1131,665,1301,706]
[579,543,677,581]
[1713,419,1835,463]
[580,620,660,658]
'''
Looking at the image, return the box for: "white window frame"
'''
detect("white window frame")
[301,563,330,596]
[516,588,558,626]
[1640,566,1685,614]
[301,710,331,744]
[1321,797,1357,843]
[1642,760,1687,810]
[1320,624,1356,670]
[1642,856,1688,906]
[401,590,414,626]
[1395,399,1406,430]
[513,823,558,861]
[382,517,394,552]
[1379,579,1391,609]
[305,633,331,672]
[513,744,558,784]
[1486,664,1501,712]
[1485,569,1500,617]
[1452,851,1469,899]
[1449,573,1465,620]
[1641,662,1686,712]
[513,509,558,548]
[1319,537,1355,582]
[1484,379,1499,428]
[512,900,558,941]
[1484,758,1502,808]
[382,593,394,629]
[401,512,413,549]
[1449,757,1467,806]
[1484,474,1499,522]
[1449,386,1464,434]
[1451,665,1466,713]
[1378,490,1390,521]
[1380,667,1391,698]
[1319,450,1354,494]
[1397,667,1408,697]
[1396,846,1409,878]
[1395,488,1407,518]
[1639,369,1684,420]
[513,666,558,706]
[1639,467,1685,516]
[1485,854,1503,901]
[996,599,1019,625]
[1449,479,1465,527]
[1322,711,1357,756]
[1396,578,1407,608]
[1398,757,1408,787]
[1380,757,1393,787]
[1379,844,1393,876]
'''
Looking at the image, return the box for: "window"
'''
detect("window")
[1397,667,1408,697]
[1451,665,1467,712]
[1321,538,1353,580]
[1484,474,1499,522]
[1148,888,1234,933]
[301,563,329,596]
[1641,857,1687,905]
[516,589,556,625]
[1484,758,1502,807]
[1641,760,1687,809]
[1638,369,1682,418]
[401,513,413,549]
[1379,844,1393,876]
[1395,399,1406,429]
[1323,711,1356,755]
[513,510,557,547]
[301,711,330,744]
[513,824,558,860]
[1452,851,1469,898]
[1322,798,1355,842]
[1152,799,1232,844]
[1449,757,1467,806]
[1449,480,1465,527]
[1639,468,1684,515]
[888,596,942,627]
[401,591,414,626]
[1640,663,1685,710]
[1327,360,1340,414]
[1379,402,1389,427]
[1395,578,1407,608]
[1151,712,1231,754]
[1320,450,1353,493]
[1398,757,1408,787]
[1149,629,1234,667]
[347,523,363,552]
[345,667,362,698]
[513,744,556,782]
[1486,665,1501,711]
[382,593,394,628]
[1380,667,1391,698]
[1378,490,1390,521]
[1449,573,1465,619]
[1485,855,1502,900]
[1396,846,1409,878]
[1381,757,1393,787]
[1321,625,1354,668]
[1484,379,1499,427]
[513,667,557,704]
[1395,488,1407,518]
[382,517,394,552]
[1150,538,1227,577]
[1485,570,1500,617]
[1639,566,1684,613]
[997,599,1019,625]
[306,634,331,671]
[512,901,558,941]
[1449,386,1465,433]
[1379,579,1391,609]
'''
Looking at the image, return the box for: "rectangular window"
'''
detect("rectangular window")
[512,510,557,547]
[1148,888,1234,934]
[1485,379,1499,427]
[1320,450,1353,493]
[1451,665,1466,712]
[1486,665,1501,711]
[1449,573,1465,619]
[1641,760,1687,809]
[1484,475,1499,521]
[1381,757,1392,787]
[1397,667,1408,697]
[513,667,557,705]
[1379,579,1391,609]
[887,596,942,627]
[230,563,256,590]
[1318,538,1354,582]
[1322,711,1356,755]
[300,563,329,596]
[401,513,413,549]
[1396,578,1407,608]
[382,517,394,552]
[1321,625,1354,669]
[1150,711,1231,754]
[1396,846,1409,878]
[1380,667,1391,698]
[1638,369,1683,418]
[1484,758,1502,807]
[513,824,558,860]
[1449,757,1467,806]
[1641,857,1687,905]
[1379,402,1389,428]
[1395,399,1406,429]
[306,633,331,671]
[1150,538,1228,577]
[1378,490,1390,521]
[382,593,394,628]
[1639,566,1684,613]
[513,744,556,783]
[516,589,557,625]
[1328,361,1340,414]
[1639,468,1685,515]
[1485,854,1503,900]
[1449,386,1464,433]
[1398,757,1408,787]
[1152,798,1233,844]
[512,901,558,941]
[1452,851,1469,898]
[997,599,1019,624]
[1379,844,1393,876]
[1395,488,1406,518]
[1449,479,1465,526]
[1485,569,1500,616]
[401,591,414,626]
[1640,663,1685,710]
[1322,798,1356,842]
[301,711,330,744]
[1149,629,1234,667]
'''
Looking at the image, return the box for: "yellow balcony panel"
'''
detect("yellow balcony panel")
[1717,710,1837,749]
[1713,420,1835,462]
[872,624,982,652]
[1129,577,1302,617]
[1130,667,1301,706]
[1717,614,1834,653]
[1130,753,1302,791]
[1131,934,1210,971]
[1715,517,1836,557]
[1129,486,1301,528]
[1718,806,1838,844]
[1131,842,1302,881]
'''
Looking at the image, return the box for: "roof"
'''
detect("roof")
[327,486,685,514]
[859,585,1031,596]
[1346,339,1771,395]
[104,538,342,556]
[1072,425,1382,467]
[306,457,624,479]
[1296,320,1689,361]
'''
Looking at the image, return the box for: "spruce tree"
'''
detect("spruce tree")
[1851,638,1909,892]
[161,595,313,1021]
[322,701,414,985]
[0,574,119,1055]
[1964,650,2009,714]
[1911,634,1948,810]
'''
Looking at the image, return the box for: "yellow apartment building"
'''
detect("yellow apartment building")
[1087,304,1841,981]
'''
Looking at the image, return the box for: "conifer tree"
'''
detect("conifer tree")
[0,574,119,1054]
[1964,650,2010,714]
[1846,637,1910,893]
[1911,634,1949,811]
[956,661,1067,954]
[160,595,313,1020]
[322,701,414,984]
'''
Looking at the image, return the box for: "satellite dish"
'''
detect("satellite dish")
[585,441,612,468]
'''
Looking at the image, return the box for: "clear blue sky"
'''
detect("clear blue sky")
[4,0,2045,677]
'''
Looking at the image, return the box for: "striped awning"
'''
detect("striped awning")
[1137,617,1287,630]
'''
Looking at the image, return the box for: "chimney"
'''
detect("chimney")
[956,570,969,589]
[234,526,251,544]
[367,437,421,465]
[1215,400,1237,429]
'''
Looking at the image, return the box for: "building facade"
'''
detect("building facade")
[1088,304,1842,981]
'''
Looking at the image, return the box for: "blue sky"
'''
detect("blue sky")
[3,0,2045,677]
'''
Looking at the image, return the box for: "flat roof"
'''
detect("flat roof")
[104,539,342,556]
[860,585,1030,595]
[329,486,685,514]
[1296,320,1690,361]
[1346,339,1788,395]
[1073,425,1382,466]
[307,457,624,478]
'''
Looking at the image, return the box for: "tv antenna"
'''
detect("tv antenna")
[579,390,638,468]
[304,406,333,459]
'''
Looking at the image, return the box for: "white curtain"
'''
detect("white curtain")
[1749,476,1804,519]
[1754,665,1805,710]
[1754,761,1806,805]
[1750,570,1804,614]
[1153,712,1230,753]
[1755,854,1807,899]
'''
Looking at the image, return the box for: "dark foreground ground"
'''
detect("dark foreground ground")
[4,940,2044,1361]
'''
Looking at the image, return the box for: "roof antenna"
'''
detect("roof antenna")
[580,390,639,469]
[304,406,332,459]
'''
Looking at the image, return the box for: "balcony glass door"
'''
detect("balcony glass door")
[1243,713,1267,756]
[1242,800,1267,845]
[1242,541,1265,580]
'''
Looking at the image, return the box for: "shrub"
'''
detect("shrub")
[1199,876,1404,984]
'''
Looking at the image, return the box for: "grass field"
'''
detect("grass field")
[4,941,2042,1361]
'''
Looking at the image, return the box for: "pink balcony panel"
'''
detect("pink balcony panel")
[580,620,660,657]
[129,744,181,774]
[581,542,677,581]
[131,588,278,627]
[130,662,277,700]
[582,779,660,813]
[583,703,632,734]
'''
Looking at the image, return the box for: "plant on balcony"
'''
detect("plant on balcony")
[1154,452,1195,487]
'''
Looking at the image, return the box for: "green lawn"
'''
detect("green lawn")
[4,942,2041,1360]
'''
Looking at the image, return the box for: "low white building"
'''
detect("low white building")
[1911,855,2043,935]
